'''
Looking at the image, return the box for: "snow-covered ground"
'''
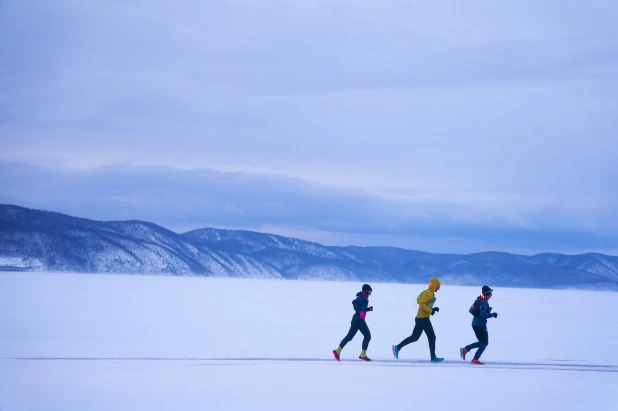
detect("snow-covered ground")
[1,272,617,411]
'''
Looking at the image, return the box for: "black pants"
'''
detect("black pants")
[465,325,489,360]
[398,317,436,359]
[339,316,371,351]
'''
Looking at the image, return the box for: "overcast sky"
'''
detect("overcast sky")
[1,0,617,255]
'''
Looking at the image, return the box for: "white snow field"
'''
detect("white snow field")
[1,272,617,411]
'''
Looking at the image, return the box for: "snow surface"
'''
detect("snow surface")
[1,272,617,411]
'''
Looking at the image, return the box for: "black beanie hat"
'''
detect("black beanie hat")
[482,285,493,295]
[362,284,373,293]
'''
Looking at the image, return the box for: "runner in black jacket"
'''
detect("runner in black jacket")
[333,284,374,362]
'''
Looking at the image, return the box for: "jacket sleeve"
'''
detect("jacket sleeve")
[418,290,434,315]
[479,300,493,319]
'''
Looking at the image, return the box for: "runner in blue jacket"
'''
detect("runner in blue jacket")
[460,285,498,365]
[333,284,374,362]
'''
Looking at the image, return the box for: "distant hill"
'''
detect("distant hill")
[1,204,617,290]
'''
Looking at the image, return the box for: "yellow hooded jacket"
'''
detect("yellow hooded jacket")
[416,278,441,319]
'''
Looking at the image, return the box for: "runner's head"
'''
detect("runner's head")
[429,277,441,292]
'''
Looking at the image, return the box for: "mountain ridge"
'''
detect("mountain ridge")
[1,204,617,290]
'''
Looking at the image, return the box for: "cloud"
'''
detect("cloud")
[1,160,616,254]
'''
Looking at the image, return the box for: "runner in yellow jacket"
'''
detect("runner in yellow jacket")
[392,278,444,362]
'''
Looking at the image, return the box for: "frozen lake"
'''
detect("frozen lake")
[1,272,617,410]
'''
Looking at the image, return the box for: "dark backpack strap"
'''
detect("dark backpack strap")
[471,297,482,315]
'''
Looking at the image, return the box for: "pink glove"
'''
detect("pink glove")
[367,306,374,311]
[359,311,366,320]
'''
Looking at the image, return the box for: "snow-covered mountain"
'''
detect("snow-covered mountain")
[0,205,281,279]
[1,204,617,290]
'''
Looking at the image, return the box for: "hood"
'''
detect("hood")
[357,291,368,298]
[428,277,441,292]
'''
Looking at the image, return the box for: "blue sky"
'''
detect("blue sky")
[1,0,617,255]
